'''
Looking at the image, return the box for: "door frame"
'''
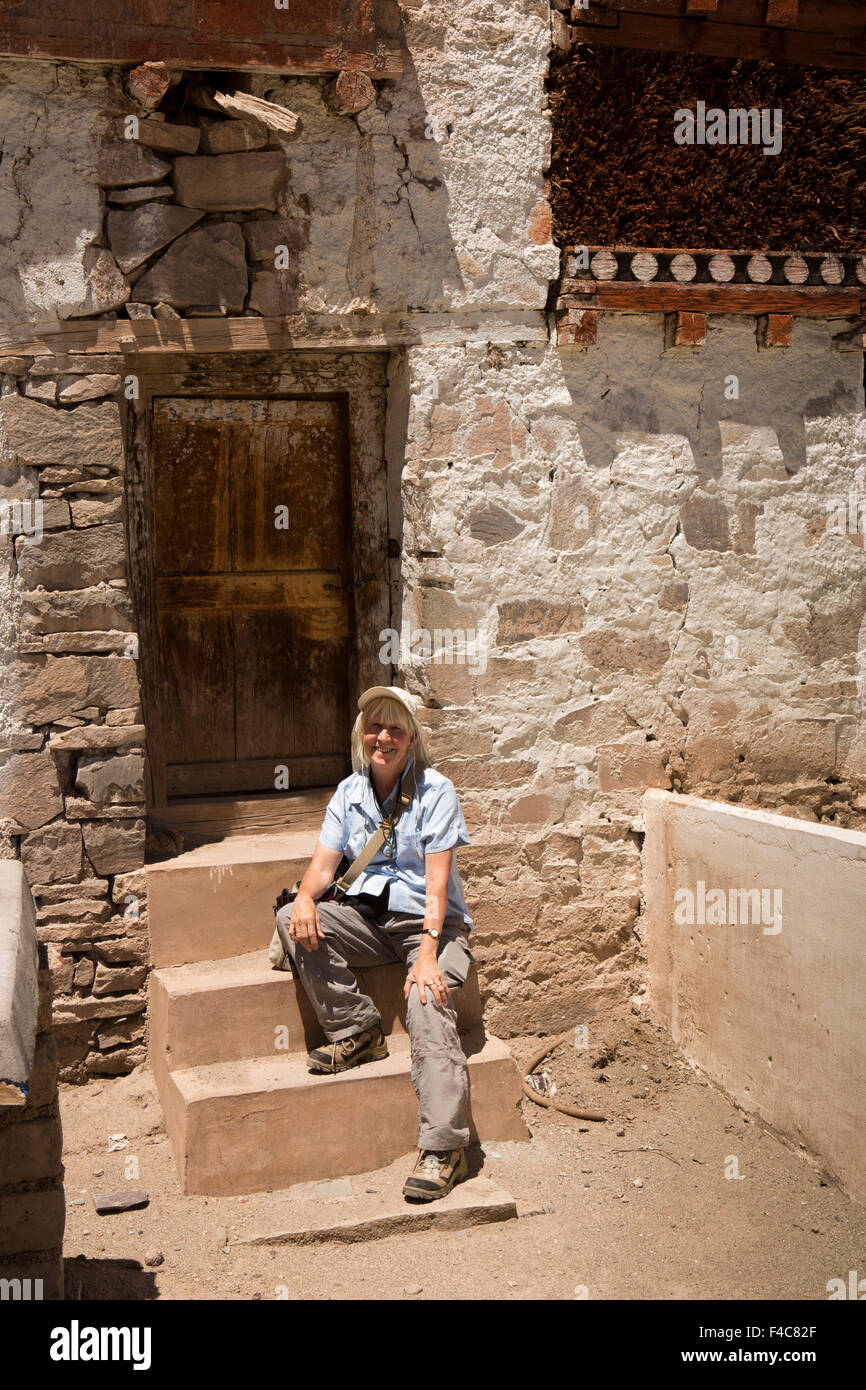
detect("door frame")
[123,350,392,811]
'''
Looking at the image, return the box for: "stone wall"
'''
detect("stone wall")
[0,1,864,1060]
[392,318,865,1033]
[0,378,147,1081]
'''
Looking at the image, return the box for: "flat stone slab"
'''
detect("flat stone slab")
[133,223,247,312]
[92,1189,149,1214]
[172,152,287,212]
[107,204,204,273]
[236,1156,517,1246]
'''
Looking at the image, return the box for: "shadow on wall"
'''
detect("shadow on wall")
[0,66,115,325]
[247,39,465,318]
[561,329,862,484]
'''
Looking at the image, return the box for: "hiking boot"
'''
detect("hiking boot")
[306,1024,388,1074]
[402,1147,468,1203]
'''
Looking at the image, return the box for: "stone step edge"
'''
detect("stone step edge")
[145,828,320,874]
[237,1175,518,1246]
[168,1029,508,1097]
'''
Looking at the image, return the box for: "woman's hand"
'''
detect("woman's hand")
[404,948,450,1007]
[290,891,325,953]
[289,842,343,952]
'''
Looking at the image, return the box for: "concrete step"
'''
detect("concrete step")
[151,949,485,1071]
[161,1031,529,1196]
[146,831,318,968]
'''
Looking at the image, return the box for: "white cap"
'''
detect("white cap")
[358,685,421,717]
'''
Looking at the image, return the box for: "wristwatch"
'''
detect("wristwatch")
[421,927,440,939]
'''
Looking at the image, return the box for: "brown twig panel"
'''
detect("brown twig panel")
[549,46,866,249]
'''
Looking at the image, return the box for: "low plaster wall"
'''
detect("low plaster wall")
[0,861,65,1299]
[642,788,866,1204]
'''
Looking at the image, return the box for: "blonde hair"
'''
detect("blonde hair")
[351,695,432,773]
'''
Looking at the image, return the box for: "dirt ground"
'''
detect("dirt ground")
[59,1016,865,1302]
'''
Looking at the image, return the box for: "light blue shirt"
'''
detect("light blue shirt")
[317,757,473,929]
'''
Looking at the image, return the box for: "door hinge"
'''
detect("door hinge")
[324,572,376,594]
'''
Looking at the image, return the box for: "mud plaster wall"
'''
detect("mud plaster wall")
[0,3,557,324]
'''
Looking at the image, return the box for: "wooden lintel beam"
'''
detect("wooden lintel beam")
[0,311,549,358]
[570,11,866,69]
[593,283,863,313]
[0,0,404,76]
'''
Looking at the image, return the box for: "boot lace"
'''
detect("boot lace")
[421,1151,446,1180]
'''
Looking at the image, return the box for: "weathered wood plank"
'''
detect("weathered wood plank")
[165,754,346,798]
[571,11,866,66]
[155,573,345,611]
[148,787,332,844]
[0,0,404,76]
[594,283,863,312]
[578,1,862,35]
[0,311,549,357]
[566,243,859,259]
[158,609,236,766]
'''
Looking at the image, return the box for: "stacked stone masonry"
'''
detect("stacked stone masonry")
[0,3,864,1068]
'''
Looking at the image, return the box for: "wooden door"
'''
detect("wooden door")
[152,397,354,797]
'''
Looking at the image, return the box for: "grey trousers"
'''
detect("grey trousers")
[276,897,472,1151]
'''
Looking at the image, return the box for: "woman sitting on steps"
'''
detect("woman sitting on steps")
[274,685,475,1203]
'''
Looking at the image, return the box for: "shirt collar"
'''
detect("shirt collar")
[350,754,415,812]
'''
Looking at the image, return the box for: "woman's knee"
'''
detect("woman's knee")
[405,986,458,1036]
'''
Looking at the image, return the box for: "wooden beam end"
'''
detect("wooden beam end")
[670,310,707,346]
[759,313,795,347]
[558,308,598,346]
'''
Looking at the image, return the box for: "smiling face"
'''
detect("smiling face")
[361,699,415,778]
